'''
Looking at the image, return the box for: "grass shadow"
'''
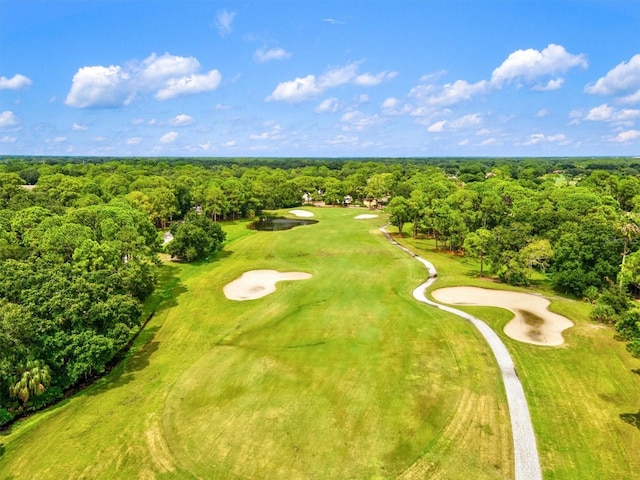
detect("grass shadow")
[84,326,161,397]
[619,411,640,430]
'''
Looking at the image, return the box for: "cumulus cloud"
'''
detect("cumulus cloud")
[253,47,292,63]
[126,137,143,145]
[169,114,195,126]
[141,53,200,85]
[316,97,339,113]
[214,9,236,36]
[353,71,397,86]
[532,78,564,91]
[0,74,32,90]
[585,54,640,103]
[65,65,133,108]
[250,124,285,141]
[267,62,395,103]
[427,113,482,132]
[585,103,640,124]
[65,52,221,108]
[491,44,587,87]
[72,122,89,131]
[611,129,640,142]
[427,120,447,132]
[340,110,383,131]
[523,133,567,145]
[409,79,489,107]
[155,70,221,100]
[159,131,178,143]
[0,111,21,129]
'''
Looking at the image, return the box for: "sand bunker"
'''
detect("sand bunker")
[288,210,314,217]
[431,286,574,346]
[223,270,312,301]
[354,214,378,219]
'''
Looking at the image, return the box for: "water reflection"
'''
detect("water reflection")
[249,216,318,231]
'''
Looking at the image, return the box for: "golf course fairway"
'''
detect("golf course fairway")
[1,207,640,479]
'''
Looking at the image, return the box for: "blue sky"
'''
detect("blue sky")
[1,0,639,157]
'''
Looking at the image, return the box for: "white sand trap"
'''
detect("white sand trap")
[288,210,314,217]
[354,214,378,219]
[224,270,312,301]
[431,286,574,346]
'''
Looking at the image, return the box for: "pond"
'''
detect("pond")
[248,216,318,231]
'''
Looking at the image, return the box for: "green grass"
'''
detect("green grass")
[398,234,640,479]
[1,209,638,479]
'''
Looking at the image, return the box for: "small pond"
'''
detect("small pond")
[248,216,318,231]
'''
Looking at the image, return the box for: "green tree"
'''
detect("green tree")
[463,228,492,276]
[167,212,226,262]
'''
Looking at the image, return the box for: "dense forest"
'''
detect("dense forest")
[2,155,640,424]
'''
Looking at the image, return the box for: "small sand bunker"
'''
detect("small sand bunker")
[354,214,378,219]
[223,270,312,301]
[431,286,574,346]
[288,210,314,218]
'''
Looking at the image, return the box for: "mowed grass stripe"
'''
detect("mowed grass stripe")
[399,233,640,480]
[0,208,512,479]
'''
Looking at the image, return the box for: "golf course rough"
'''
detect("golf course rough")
[380,227,543,480]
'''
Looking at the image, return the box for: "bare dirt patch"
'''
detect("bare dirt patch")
[431,286,574,346]
[223,270,312,301]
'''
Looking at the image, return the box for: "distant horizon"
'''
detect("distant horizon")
[2,1,639,157]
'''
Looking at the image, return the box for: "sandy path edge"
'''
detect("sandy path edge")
[379,227,542,480]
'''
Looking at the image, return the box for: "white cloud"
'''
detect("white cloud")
[585,54,640,102]
[491,43,587,87]
[222,140,236,147]
[427,120,447,132]
[315,97,339,113]
[409,79,489,106]
[253,47,292,63]
[159,131,178,143]
[169,114,195,126]
[267,74,321,102]
[585,103,640,123]
[611,129,640,142]
[324,135,358,146]
[0,74,32,90]
[250,124,285,141]
[0,111,20,129]
[536,108,550,118]
[523,133,567,145]
[65,65,133,108]
[214,9,236,36]
[53,136,67,143]
[353,71,397,86]
[449,113,482,129]
[532,78,564,91]
[458,139,469,146]
[480,138,498,146]
[126,137,143,145]
[155,70,221,100]
[65,53,222,108]
[214,103,231,110]
[92,136,108,142]
[72,122,89,131]
[141,53,200,85]
[267,62,394,103]
[357,94,369,103]
[0,135,17,143]
[427,113,481,132]
[340,110,383,131]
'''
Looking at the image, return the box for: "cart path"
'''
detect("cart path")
[381,229,542,480]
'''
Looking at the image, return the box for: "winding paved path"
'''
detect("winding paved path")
[381,228,542,480]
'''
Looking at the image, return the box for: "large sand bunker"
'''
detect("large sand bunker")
[223,270,312,301]
[354,214,378,219]
[431,286,574,346]
[288,210,314,217]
